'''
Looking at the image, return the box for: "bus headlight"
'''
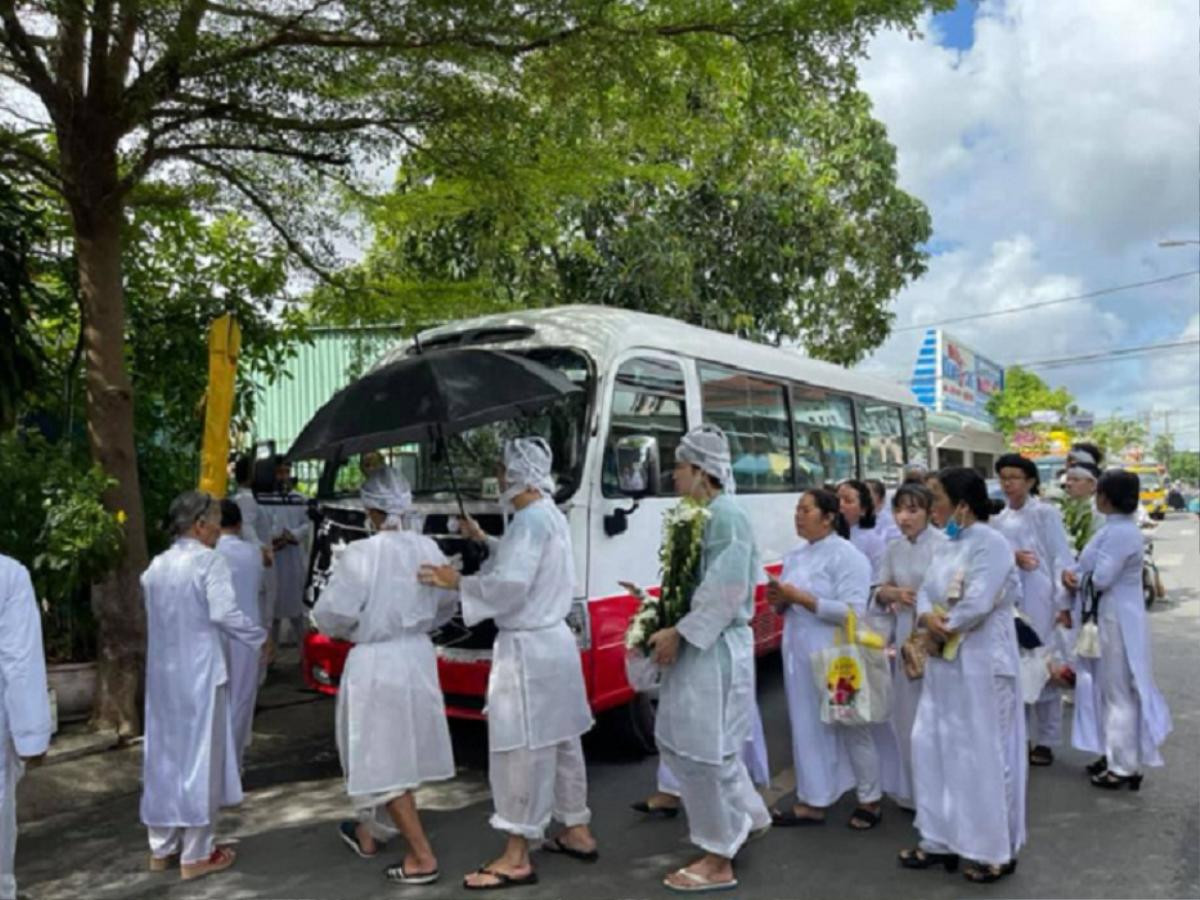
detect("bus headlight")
[565,598,591,650]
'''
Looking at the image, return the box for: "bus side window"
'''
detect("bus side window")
[856,399,905,484]
[602,357,687,497]
[698,364,792,494]
[902,406,930,470]
[791,385,856,487]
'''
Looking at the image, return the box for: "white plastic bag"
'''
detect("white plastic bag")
[1019,647,1052,703]
[810,612,891,726]
[624,650,662,693]
[1075,622,1101,659]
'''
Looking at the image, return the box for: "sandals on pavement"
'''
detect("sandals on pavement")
[1086,755,1108,776]
[631,800,680,819]
[180,846,237,881]
[848,806,882,831]
[770,806,825,827]
[897,848,959,872]
[962,859,1017,884]
[337,820,380,859]
[1029,745,1054,767]
[463,867,539,891]
[385,862,439,885]
[662,868,738,894]
[1091,771,1143,791]
[542,837,599,863]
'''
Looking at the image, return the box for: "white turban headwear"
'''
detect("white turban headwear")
[677,424,736,495]
[502,436,556,504]
[1066,447,1100,482]
[360,466,414,530]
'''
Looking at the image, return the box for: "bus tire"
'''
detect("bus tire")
[603,692,658,758]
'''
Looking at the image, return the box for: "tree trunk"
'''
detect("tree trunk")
[67,158,148,738]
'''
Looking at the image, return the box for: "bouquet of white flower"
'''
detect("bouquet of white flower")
[624,497,711,655]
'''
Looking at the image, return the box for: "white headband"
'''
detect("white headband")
[1066,465,1097,483]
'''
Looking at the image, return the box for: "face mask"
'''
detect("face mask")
[945,507,967,540]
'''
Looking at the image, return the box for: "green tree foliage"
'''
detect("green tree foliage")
[1169,450,1200,484]
[986,366,1075,438]
[0,176,51,430]
[1152,433,1174,466]
[1083,418,1148,462]
[312,81,932,365]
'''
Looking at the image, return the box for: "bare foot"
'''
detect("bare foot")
[463,857,533,889]
[663,855,734,890]
[549,824,597,855]
[790,802,826,822]
[355,823,378,856]
[401,851,438,878]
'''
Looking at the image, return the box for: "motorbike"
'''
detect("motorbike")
[1140,524,1166,609]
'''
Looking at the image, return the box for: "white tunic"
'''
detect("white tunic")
[778,533,901,806]
[1070,515,1171,764]
[876,526,946,803]
[992,497,1074,641]
[656,494,758,766]
[848,524,887,582]
[313,530,457,797]
[234,486,277,622]
[461,498,592,752]
[876,503,902,545]
[1,556,53,900]
[140,539,267,827]
[267,493,311,620]
[215,534,264,762]
[912,523,1026,866]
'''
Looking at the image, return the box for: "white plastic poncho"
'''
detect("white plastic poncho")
[140,538,267,829]
[911,523,1026,866]
[656,492,759,765]
[460,490,592,752]
[677,424,737,494]
[215,533,265,764]
[312,478,458,798]
[1,555,52,900]
[1069,515,1171,766]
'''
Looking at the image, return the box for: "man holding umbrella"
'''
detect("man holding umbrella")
[420,437,597,890]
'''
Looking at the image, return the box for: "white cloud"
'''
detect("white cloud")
[857,0,1200,448]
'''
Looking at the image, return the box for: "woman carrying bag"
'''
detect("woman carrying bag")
[899,467,1026,885]
[1063,469,1172,788]
[767,488,898,832]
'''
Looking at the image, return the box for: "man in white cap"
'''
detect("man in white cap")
[140,491,267,881]
[639,423,771,893]
[0,554,52,900]
[420,437,596,890]
[312,467,456,886]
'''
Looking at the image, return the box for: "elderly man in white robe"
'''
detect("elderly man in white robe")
[215,500,266,771]
[420,437,596,890]
[639,424,771,894]
[140,491,267,881]
[312,467,456,885]
[1,554,53,900]
[267,457,311,648]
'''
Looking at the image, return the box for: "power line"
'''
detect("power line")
[894,270,1200,333]
[1011,337,1200,371]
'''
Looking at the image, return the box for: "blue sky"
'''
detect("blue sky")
[857,0,1200,450]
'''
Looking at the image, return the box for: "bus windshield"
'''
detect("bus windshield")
[319,347,593,502]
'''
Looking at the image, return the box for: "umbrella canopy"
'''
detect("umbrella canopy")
[286,348,582,463]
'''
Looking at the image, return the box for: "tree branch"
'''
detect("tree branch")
[0,129,62,189]
[0,1,60,110]
[86,0,114,103]
[53,0,86,98]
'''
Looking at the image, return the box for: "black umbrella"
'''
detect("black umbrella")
[285,348,582,510]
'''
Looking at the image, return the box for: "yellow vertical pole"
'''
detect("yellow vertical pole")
[198,314,242,496]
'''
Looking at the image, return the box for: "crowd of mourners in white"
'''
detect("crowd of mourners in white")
[0,431,1171,896]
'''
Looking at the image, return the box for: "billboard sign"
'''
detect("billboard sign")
[910,329,1005,425]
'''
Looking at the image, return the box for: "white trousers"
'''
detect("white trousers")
[1026,695,1063,747]
[489,737,591,840]
[1099,619,1142,776]
[658,708,770,795]
[839,724,882,805]
[661,747,770,859]
[1,751,20,900]
[148,824,215,866]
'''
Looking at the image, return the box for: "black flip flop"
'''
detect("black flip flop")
[464,867,540,891]
[848,807,881,830]
[770,806,826,827]
[1029,746,1054,767]
[542,837,599,863]
[631,800,680,819]
[337,821,379,859]
[385,862,439,885]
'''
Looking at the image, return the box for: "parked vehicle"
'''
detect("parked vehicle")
[1127,464,1168,520]
[298,306,930,753]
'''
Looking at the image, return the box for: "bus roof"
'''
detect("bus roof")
[385,306,918,408]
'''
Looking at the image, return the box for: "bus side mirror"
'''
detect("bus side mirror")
[605,435,658,537]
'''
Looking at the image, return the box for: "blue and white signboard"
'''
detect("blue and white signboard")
[909,328,1004,425]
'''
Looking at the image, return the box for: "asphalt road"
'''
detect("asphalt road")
[18,513,1200,900]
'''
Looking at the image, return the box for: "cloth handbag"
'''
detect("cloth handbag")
[1019,646,1052,703]
[900,629,939,680]
[1074,573,1102,659]
[811,610,891,726]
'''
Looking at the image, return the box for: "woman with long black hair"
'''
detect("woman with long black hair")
[900,467,1026,885]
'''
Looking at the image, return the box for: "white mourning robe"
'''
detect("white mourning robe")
[1070,515,1171,771]
[234,486,277,625]
[460,498,592,753]
[313,529,456,802]
[215,534,264,768]
[876,503,902,545]
[875,525,946,806]
[778,533,902,807]
[0,556,52,900]
[912,523,1026,866]
[848,524,887,582]
[267,492,311,620]
[140,539,267,830]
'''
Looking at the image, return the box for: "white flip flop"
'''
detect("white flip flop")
[663,868,738,894]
